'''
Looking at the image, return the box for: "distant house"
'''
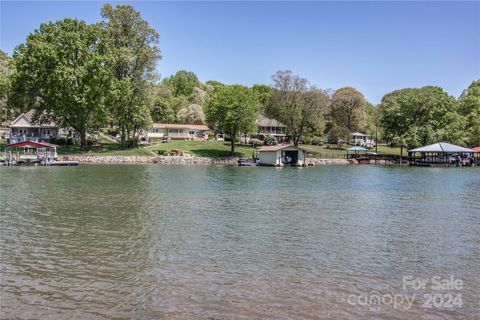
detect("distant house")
[147,123,210,140]
[256,144,306,166]
[257,116,287,141]
[351,132,375,147]
[7,110,67,144]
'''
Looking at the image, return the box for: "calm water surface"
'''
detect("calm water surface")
[1,165,479,319]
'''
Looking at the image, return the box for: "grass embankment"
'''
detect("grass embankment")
[302,144,403,157]
[1,139,402,158]
[58,140,256,157]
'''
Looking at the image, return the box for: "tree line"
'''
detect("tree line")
[1,4,478,152]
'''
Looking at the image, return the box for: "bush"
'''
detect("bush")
[50,137,74,145]
[300,136,313,145]
[122,139,139,148]
[249,138,264,146]
[263,134,277,146]
[106,128,119,137]
[311,137,324,146]
[157,150,168,156]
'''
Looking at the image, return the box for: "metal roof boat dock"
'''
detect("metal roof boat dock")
[2,141,78,166]
[408,142,478,167]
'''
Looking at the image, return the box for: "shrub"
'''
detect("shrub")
[263,134,277,146]
[106,128,119,137]
[311,137,324,146]
[50,137,74,146]
[249,138,264,146]
[157,150,168,156]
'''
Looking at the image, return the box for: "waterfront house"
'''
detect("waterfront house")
[351,132,375,147]
[7,110,66,144]
[257,144,306,166]
[147,123,210,140]
[257,116,287,141]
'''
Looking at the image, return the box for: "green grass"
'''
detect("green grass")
[301,144,403,157]
[148,140,255,157]
[54,140,255,157]
[1,138,403,158]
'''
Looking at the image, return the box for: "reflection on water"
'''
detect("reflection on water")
[1,165,479,319]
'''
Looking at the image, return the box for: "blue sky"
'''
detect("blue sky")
[1,1,479,103]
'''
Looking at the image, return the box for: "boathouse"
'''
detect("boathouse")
[4,141,58,165]
[256,145,306,166]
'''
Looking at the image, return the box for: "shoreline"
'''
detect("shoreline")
[60,155,357,165]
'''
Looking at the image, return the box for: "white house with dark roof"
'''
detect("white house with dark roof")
[351,132,375,147]
[147,123,210,140]
[7,110,66,143]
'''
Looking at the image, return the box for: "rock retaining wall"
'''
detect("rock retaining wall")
[61,155,357,166]
[306,158,358,165]
[61,155,240,165]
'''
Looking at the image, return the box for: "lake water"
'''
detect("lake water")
[1,165,479,319]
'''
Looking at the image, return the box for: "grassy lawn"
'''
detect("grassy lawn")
[301,144,402,157]
[147,140,256,157]
[55,140,256,157]
[1,138,402,158]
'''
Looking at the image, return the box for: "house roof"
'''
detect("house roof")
[6,141,58,149]
[409,142,475,153]
[351,132,367,137]
[10,110,57,128]
[152,123,210,130]
[257,116,287,128]
[257,144,306,152]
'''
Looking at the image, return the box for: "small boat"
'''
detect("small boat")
[237,158,257,166]
[50,161,80,166]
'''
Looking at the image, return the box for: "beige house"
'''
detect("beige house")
[7,110,67,144]
[257,116,287,140]
[257,145,306,166]
[147,123,210,140]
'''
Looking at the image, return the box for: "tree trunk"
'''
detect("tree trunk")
[80,130,87,149]
[293,135,299,146]
[121,127,126,145]
[230,136,235,156]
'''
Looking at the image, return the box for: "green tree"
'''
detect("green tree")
[101,4,161,146]
[379,86,463,148]
[330,87,366,132]
[177,104,205,124]
[164,70,200,97]
[151,84,176,122]
[252,84,274,111]
[267,70,329,146]
[0,50,14,124]
[328,124,351,146]
[458,80,480,146]
[11,19,113,147]
[188,86,209,106]
[205,80,225,92]
[205,85,260,155]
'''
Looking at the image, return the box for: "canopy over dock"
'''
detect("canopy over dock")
[409,142,475,154]
[4,141,58,166]
[408,142,477,166]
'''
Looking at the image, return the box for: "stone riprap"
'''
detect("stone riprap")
[61,155,357,165]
